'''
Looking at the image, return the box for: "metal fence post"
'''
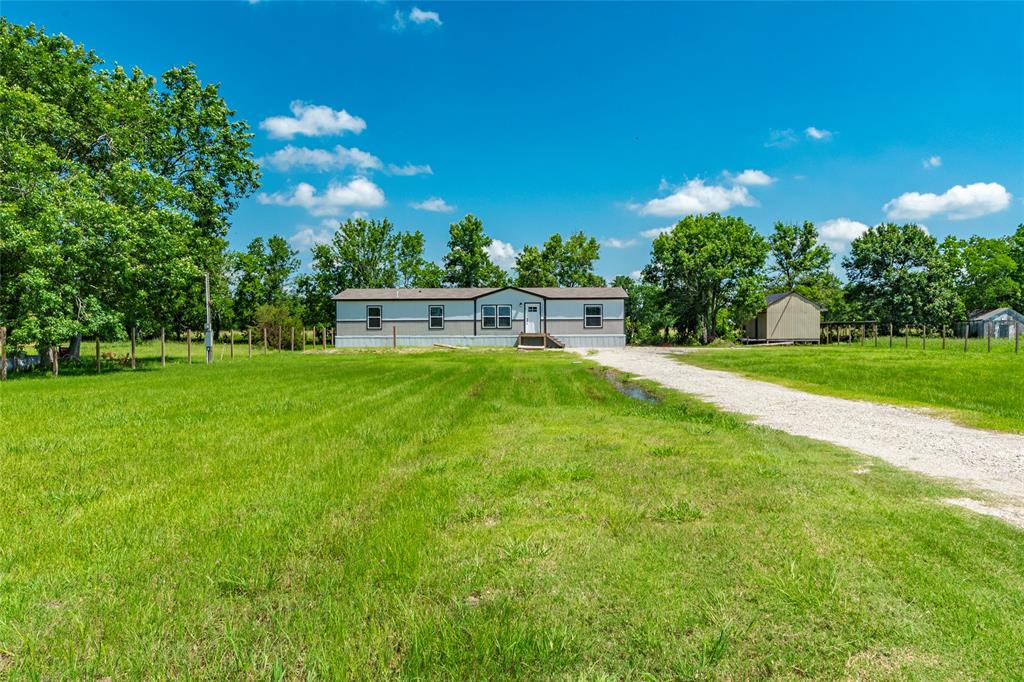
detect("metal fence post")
[1,326,8,382]
[160,327,166,367]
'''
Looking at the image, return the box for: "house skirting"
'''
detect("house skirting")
[334,334,625,349]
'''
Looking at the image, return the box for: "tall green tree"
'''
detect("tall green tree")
[229,236,299,328]
[611,275,673,344]
[0,21,259,359]
[844,223,961,328]
[442,214,508,287]
[768,221,832,292]
[942,235,1020,313]
[515,231,604,287]
[644,213,768,343]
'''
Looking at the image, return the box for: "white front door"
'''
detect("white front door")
[525,303,541,333]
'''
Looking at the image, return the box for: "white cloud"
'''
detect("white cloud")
[387,162,433,176]
[411,196,455,212]
[394,7,442,29]
[409,7,442,25]
[805,126,833,141]
[601,237,638,249]
[726,169,776,186]
[628,270,642,281]
[261,145,382,172]
[289,219,339,250]
[640,225,674,238]
[922,155,942,169]
[260,101,367,140]
[883,182,1012,220]
[257,177,385,216]
[485,239,518,268]
[765,128,798,148]
[818,218,870,253]
[635,179,756,217]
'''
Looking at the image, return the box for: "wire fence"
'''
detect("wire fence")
[0,325,337,380]
[820,320,1022,354]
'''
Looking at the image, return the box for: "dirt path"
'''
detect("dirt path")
[580,347,1024,526]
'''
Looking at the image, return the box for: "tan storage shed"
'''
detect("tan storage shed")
[744,292,824,343]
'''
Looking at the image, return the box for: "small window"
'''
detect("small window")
[366,305,382,330]
[497,305,512,329]
[481,305,496,329]
[584,304,603,328]
[428,305,444,330]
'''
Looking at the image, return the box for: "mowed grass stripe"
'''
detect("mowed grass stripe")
[1,351,1023,678]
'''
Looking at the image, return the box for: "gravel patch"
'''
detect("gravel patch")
[579,346,1024,527]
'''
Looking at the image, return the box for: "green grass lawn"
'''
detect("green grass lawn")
[678,341,1024,434]
[2,351,1022,678]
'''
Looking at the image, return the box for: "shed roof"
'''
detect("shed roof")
[332,286,628,301]
[968,307,1024,322]
[764,291,826,311]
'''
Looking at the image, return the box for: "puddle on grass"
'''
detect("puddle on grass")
[602,371,659,403]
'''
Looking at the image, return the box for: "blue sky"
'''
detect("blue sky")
[7,1,1024,279]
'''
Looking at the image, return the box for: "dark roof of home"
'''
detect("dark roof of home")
[764,291,826,311]
[968,307,1024,321]
[332,286,628,301]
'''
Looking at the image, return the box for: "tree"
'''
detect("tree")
[843,223,961,328]
[515,246,558,287]
[442,214,508,287]
[515,231,604,287]
[611,275,672,344]
[768,221,832,292]
[229,236,299,328]
[0,21,259,360]
[300,218,444,326]
[643,214,768,344]
[944,235,1021,313]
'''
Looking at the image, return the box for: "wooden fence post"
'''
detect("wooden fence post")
[941,325,945,350]
[160,327,166,367]
[302,327,306,351]
[964,320,969,353]
[230,330,234,359]
[393,325,397,349]
[322,326,327,351]
[51,346,59,377]
[1,326,7,382]
[889,323,893,348]
[187,330,192,364]
[248,329,252,358]
[263,327,268,355]
[1017,323,1021,354]
[131,327,137,369]
[873,323,878,347]
[860,324,865,345]
[988,323,992,353]
[291,326,295,351]
[923,324,927,350]
[96,336,101,374]
[277,325,282,352]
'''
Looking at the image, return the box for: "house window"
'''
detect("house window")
[428,305,444,330]
[497,305,512,328]
[366,305,382,330]
[481,305,496,329]
[584,304,603,328]
[481,304,512,329]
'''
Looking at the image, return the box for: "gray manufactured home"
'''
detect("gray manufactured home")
[333,286,627,348]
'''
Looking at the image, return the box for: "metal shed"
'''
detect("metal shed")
[744,292,824,343]
[964,308,1024,339]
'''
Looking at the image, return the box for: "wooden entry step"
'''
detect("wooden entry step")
[517,333,565,350]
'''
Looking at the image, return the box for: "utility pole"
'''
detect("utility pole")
[204,272,214,365]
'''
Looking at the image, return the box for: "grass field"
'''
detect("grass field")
[2,350,1023,678]
[678,340,1024,434]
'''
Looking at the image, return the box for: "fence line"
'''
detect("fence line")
[0,324,337,380]
[820,319,1021,354]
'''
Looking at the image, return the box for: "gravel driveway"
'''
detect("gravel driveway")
[579,346,1024,526]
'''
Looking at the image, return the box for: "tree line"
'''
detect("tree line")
[622,214,1024,344]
